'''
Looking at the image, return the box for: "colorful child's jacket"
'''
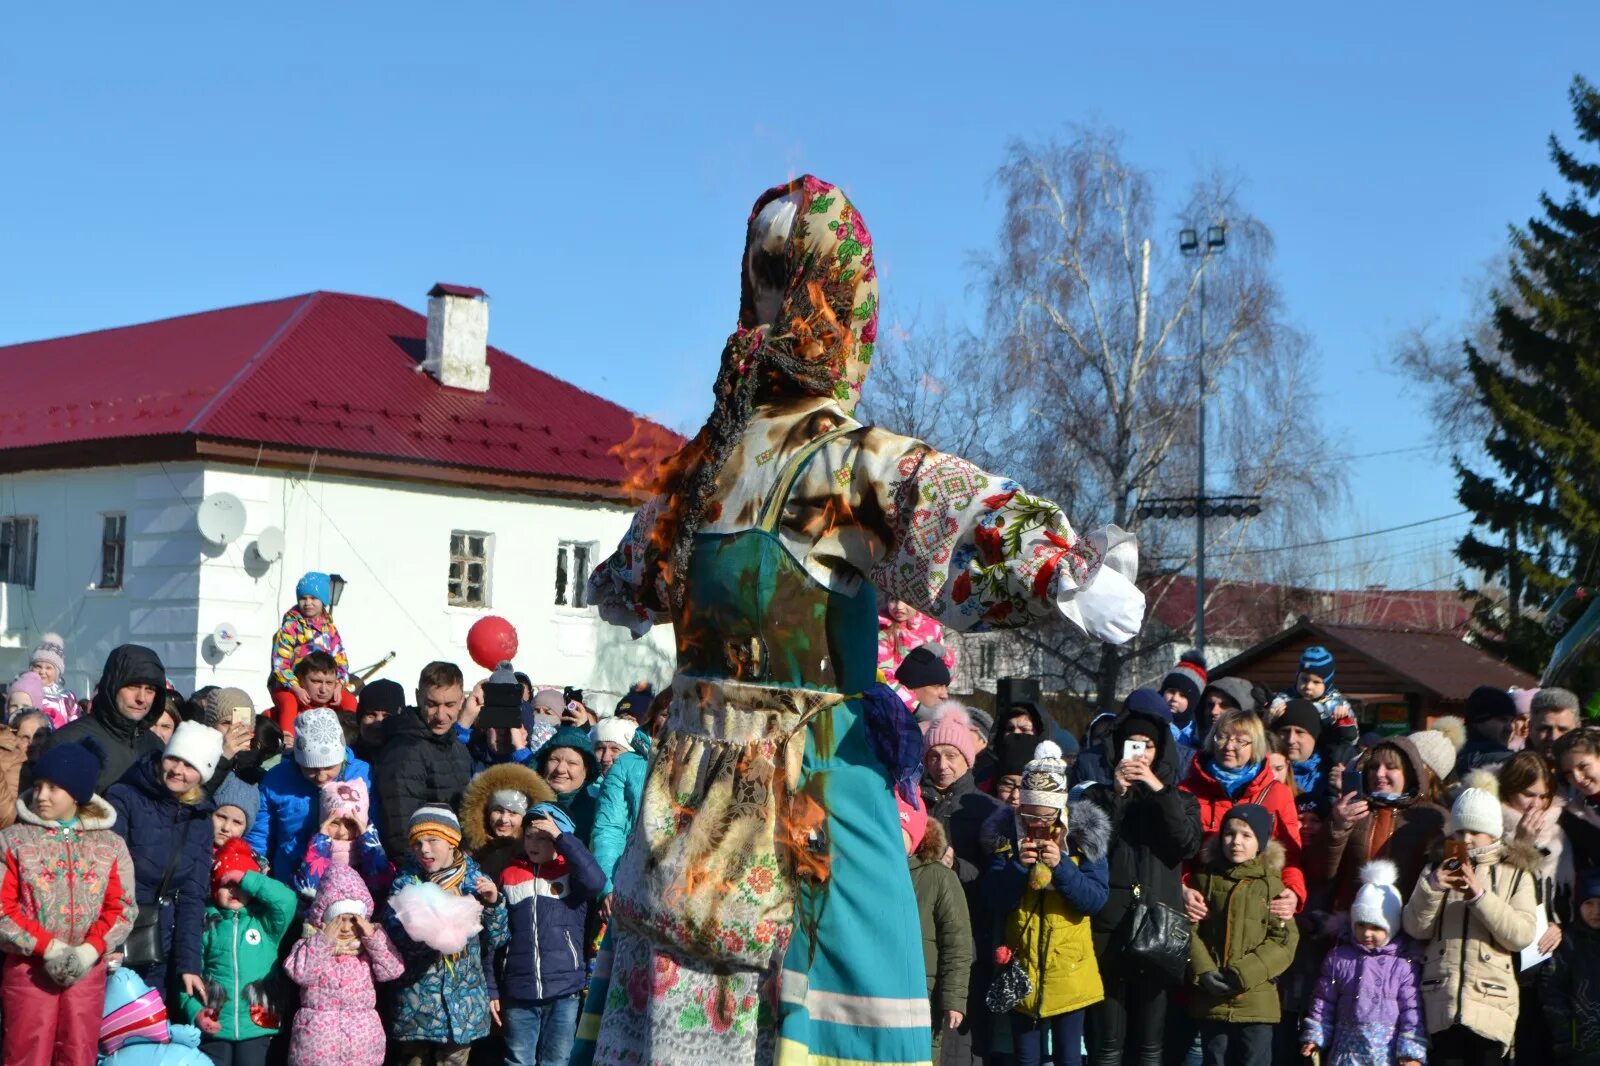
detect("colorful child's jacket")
[1301,934,1427,1066]
[178,871,298,1041]
[268,607,349,688]
[0,791,136,957]
[382,857,510,1045]
[293,823,395,901]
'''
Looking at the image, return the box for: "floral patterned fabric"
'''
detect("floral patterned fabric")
[578,174,1144,1066]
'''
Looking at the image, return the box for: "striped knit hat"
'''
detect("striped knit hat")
[408,805,462,849]
[1299,646,1336,682]
[100,969,172,1053]
[1019,740,1071,812]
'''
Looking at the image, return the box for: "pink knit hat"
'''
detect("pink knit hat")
[924,705,976,773]
[6,671,44,714]
[897,794,928,855]
[1510,687,1539,718]
[320,778,370,830]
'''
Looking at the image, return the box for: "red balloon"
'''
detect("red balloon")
[466,615,518,670]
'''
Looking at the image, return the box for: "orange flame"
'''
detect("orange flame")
[610,415,687,504]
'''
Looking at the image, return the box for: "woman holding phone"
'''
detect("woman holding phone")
[1079,689,1203,1065]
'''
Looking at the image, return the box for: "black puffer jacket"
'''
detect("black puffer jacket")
[921,770,1003,889]
[372,706,473,857]
[1080,704,1204,971]
[44,644,165,793]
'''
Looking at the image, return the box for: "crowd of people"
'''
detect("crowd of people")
[2,577,1599,1066]
[891,641,1600,1066]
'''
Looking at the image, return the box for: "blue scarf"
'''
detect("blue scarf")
[1291,752,1322,794]
[1206,757,1262,798]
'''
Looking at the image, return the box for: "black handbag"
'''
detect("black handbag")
[122,816,192,971]
[985,959,1035,1014]
[1117,882,1191,984]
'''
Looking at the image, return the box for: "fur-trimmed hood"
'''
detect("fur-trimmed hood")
[460,761,556,852]
[912,816,949,865]
[980,796,1111,864]
[1200,834,1287,877]
[15,791,116,831]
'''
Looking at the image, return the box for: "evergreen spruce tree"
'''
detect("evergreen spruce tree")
[1458,75,1600,679]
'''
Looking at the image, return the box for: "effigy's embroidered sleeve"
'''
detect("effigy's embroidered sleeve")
[867,444,1144,644]
[587,495,671,638]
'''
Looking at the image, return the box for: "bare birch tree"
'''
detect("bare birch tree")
[873,128,1338,708]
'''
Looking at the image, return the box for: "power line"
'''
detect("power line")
[1228,511,1473,556]
[1147,437,1475,489]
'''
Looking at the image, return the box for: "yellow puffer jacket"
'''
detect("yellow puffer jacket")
[1401,838,1538,1052]
[982,799,1111,1018]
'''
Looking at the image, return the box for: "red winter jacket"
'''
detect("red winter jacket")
[1180,755,1306,907]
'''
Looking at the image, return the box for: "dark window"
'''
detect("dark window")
[448,531,491,607]
[556,541,596,608]
[0,517,38,589]
[100,514,126,590]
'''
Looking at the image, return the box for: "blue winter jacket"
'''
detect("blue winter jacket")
[107,752,217,993]
[589,752,648,894]
[492,833,606,1002]
[245,746,373,885]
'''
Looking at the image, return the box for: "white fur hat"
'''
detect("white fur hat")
[592,716,638,749]
[1019,740,1070,811]
[1351,859,1403,936]
[164,720,223,781]
[1449,775,1503,837]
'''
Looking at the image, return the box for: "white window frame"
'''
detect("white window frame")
[0,516,39,589]
[98,513,126,591]
[448,530,494,608]
[555,540,597,609]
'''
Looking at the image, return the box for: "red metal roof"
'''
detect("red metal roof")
[0,291,679,487]
[1145,574,1471,644]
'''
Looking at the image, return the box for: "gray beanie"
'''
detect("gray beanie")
[212,774,260,833]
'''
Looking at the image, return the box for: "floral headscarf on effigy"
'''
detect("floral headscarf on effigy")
[639,175,879,613]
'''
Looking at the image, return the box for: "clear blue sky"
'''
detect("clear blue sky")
[5,3,1595,589]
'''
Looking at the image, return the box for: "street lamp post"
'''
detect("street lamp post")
[1179,225,1225,656]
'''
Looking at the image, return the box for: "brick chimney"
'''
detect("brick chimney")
[423,283,490,392]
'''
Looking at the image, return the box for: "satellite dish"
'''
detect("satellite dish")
[196,493,246,546]
[254,526,285,563]
[211,623,240,655]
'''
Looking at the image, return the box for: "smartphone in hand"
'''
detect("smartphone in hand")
[1442,838,1470,871]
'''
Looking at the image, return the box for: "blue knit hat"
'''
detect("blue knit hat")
[296,571,332,605]
[1579,867,1600,905]
[1299,646,1335,682]
[1122,688,1173,725]
[212,774,260,833]
[34,738,106,805]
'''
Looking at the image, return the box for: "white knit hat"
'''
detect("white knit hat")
[294,708,347,769]
[164,720,223,781]
[1351,859,1403,936]
[29,632,65,675]
[1449,780,1503,837]
[1407,715,1466,785]
[1019,740,1070,811]
[593,716,638,749]
[324,898,368,921]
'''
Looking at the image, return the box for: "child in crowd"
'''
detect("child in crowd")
[269,572,355,738]
[497,802,605,1066]
[1301,860,1425,1066]
[293,777,394,900]
[383,805,509,1065]
[1269,647,1358,738]
[284,863,405,1066]
[1187,803,1299,1066]
[27,632,79,727]
[248,707,373,887]
[1541,867,1600,1065]
[0,738,137,1066]
[462,761,556,882]
[1403,778,1537,1064]
[902,794,971,1063]
[983,740,1109,1066]
[6,671,44,721]
[182,837,298,1066]
[212,775,261,850]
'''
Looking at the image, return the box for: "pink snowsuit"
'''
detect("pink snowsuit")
[283,864,403,1066]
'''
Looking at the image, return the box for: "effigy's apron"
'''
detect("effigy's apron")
[581,427,932,1066]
